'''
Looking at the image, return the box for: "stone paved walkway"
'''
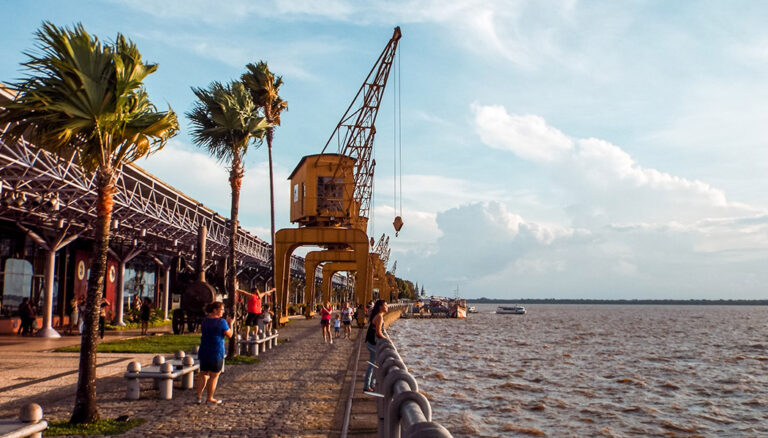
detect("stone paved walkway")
[0,318,367,437]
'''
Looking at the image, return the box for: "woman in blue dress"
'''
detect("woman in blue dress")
[195,301,233,404]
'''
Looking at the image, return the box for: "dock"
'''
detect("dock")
[399,312,454,319]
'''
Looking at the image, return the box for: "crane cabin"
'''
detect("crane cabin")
[288,153,358,228]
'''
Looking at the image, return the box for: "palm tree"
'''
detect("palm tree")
[0,22,178,423]
[241,62,287,313]
[187,81,270,357]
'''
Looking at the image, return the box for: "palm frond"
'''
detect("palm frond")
[187,80,271,164]
[241,60,287,125]
[0,21,177,173]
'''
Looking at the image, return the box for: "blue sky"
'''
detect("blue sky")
[3,0,768,299]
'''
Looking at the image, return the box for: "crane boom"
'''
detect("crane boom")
[319,26,402,227]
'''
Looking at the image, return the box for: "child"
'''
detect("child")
[262,304,273,335]
[333,313,341,339]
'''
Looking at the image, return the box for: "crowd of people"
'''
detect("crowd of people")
[314,298,390,395]
[193,289,393,404]
[17,292,153,338]
[14,283,389,403]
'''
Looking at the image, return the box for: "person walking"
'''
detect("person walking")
[18,298,35,336]
[363,299,388,394]
[196,301,233,405]
[140,297,151,336]
[77,298,86,334]
[340,301,353,339]
[98,300,109,339]
[320,301,333,344]
[67,296,79,335]
[132,294,142,312]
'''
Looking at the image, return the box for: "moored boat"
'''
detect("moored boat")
[496,305,526,315]
[467,306,478,313]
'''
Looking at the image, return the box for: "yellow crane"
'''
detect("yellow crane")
[274,27,402,322]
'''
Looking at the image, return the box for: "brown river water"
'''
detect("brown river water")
[387,304,768,437]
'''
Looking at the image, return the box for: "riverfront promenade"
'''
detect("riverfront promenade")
[0,318,380,437]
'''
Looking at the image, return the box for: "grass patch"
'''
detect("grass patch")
[226,355,260,365]
[44,418,145,436]
[56,334,200,354]
[105,320,171,331]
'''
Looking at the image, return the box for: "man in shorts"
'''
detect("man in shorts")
[238,286,275,339]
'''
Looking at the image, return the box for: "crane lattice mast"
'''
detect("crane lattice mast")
[372,233,391,268]
[318,27,402,228]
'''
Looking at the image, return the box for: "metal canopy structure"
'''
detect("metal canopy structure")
[0,128,272,265]
[0,86,306,275]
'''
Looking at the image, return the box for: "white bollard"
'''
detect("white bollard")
[126,362,141,400]
[20,403,44,438]
[181,356,195,389]
[261,332,267,353]
[152,355,165,389]
[159,362,174,400]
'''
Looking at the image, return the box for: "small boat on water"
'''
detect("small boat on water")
[467,306,478,313]
[496,305,526,315]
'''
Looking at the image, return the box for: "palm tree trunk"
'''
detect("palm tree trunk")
[266,128,277,318]
[71,168,114,424]
[226,157,243,358]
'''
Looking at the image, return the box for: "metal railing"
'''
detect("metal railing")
[374,322,452,437]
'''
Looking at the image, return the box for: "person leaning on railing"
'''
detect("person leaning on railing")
[363,299,388,394]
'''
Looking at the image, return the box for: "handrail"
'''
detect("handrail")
[340,322,365,438]
[374,332,452,438]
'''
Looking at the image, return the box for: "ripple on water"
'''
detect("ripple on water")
[615,377,647,386]
[452,411,482,436]
[660,419,699,434]
[501,423,546,436]
[499,381,543,392]
[426,371,448,380]
[658,381,680,390]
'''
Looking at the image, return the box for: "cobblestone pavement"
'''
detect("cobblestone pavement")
[1,318,362,437]
[0,326,170,411]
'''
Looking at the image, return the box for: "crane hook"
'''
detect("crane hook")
[393,216,404,236]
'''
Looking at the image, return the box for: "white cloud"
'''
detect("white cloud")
[398,201,583,282]
[113,0,485,25]
[472,103,765,226]
[371,204,439,257]
[132,29,335,81]
[394,104,768,299]
[472,103,573,162]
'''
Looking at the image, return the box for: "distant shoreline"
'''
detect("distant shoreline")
[466,298,768,305]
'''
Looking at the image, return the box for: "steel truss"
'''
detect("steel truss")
[0,125,308,276]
